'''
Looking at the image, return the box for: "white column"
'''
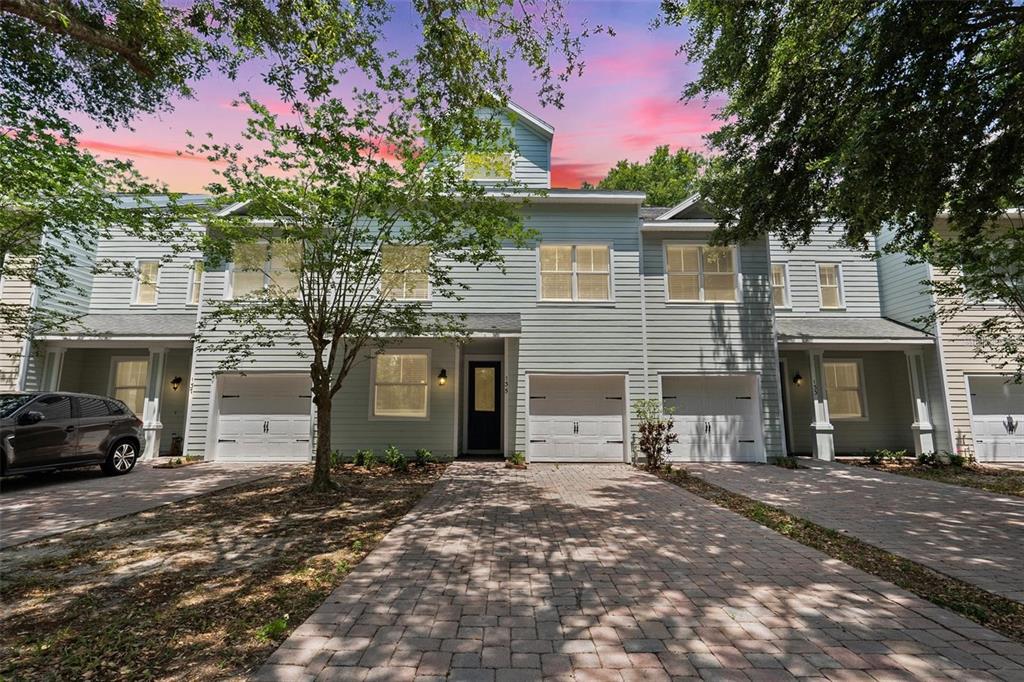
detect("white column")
[905,350,936,456]
[142,347,167,459]
[808,350,835,460]
[42,348,66,390]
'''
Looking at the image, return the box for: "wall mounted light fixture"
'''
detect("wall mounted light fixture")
[170,376,183,391]
[792,372,804,387]
[437,369,448,386]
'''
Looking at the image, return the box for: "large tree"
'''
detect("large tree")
[585,145,703,207]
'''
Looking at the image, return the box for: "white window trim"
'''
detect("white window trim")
[771,262,791,309]
[187,259,204,306]
[662,241,743,304]
[225,243,300,300]
[816,262,846,310]
[132,259,160,306]
[463,151,517,183]
[823,358,869,421]
[382,246,432,302]
[535,242,615,304]
[107,355,150,416]
[368,348,432,421]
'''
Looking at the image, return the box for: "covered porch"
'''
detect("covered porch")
[777,317,941,459]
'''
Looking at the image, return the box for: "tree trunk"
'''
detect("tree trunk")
[309,384,338,492]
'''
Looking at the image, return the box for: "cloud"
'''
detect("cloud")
[77,138,204,162]
[616,95,723,154]
[551,161,608,188]
[587,42,680,83]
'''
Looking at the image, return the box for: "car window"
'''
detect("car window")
[0,394,35,418]
[106,400,126,416]
[35,395,72,421]
[77,397,111,418]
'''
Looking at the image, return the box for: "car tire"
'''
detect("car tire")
[102,440,139,476]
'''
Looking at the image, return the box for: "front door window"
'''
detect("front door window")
[467,361,501,452]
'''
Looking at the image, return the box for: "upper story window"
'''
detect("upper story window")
[539,244,612,302]
[771,263,790,308]
[381,245,430,300]
[188,260,204,306]
[464,152,512,181]
[134,260,159,305]
[664,244,738,303]
[817,263,844,309]
[824,360,866,419]
[230,241,301,298]
[371,351,430,419]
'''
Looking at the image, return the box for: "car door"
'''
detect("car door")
[74,396,114,461]
[12,395,76,469]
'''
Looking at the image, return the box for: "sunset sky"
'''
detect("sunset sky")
[73,1,722,193]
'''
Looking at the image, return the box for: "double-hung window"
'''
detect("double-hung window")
[230,242,300,298]
[823,360,866,419]
[771,263,790,308]
[381,245,430,300]
[817,263,844,309]
[371,352,430,418]
[464,152,512,181]
[110,357,149,415]
[134,260,159,305]
[188,260,204,305]
[664,244,738,302]
[538,244,611,302]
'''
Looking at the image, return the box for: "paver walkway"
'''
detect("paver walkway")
[0,461,273,547]
[258,463,1024,681]
[686,460,1024,604]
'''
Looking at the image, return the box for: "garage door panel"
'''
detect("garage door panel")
[528,375,627,462]
[663,375,762,463]
[214,374,312,462]
[969,375,1023,462]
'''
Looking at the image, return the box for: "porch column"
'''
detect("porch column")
[808,350,835,461]
[142,347,167,459]
[42,348,66,390]
[905,350,936,456]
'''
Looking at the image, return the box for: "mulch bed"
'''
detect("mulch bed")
[851,460,1024,498]
[0,463,445,681]
[655,466,1024,644]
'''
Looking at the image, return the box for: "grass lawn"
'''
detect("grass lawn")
[0,463,445,680]
[850,460,1024,498]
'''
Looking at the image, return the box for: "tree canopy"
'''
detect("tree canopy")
[662,0,1024,250]
[586,145,703,207]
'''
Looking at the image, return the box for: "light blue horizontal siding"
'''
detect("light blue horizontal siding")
[875,226,933,331]
[512,118,550,188]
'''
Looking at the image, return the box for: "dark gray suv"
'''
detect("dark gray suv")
[1,392,145,476]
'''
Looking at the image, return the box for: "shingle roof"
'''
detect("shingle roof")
[776,316,932,341]
[640,207,669,220]
[55,313,198,338]
[452,313,521,334]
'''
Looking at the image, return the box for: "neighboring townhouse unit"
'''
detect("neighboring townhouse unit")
[877,216,1024,462]
[6,102,1017,465]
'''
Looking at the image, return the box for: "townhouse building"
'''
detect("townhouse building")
[2,103,1020,464]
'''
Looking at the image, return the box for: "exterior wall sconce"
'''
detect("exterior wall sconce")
[170,376,183,391]
[793,372,803,387]
[437,369,447,386]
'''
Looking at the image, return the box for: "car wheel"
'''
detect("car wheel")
[102,441,138,476]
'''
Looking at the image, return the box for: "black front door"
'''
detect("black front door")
[467,361,502,452]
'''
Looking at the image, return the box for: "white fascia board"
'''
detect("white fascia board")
[505,101,555,137]
[642,220,720,231]
[216,200,251,217]
[778,338,934,348]
[493,190,645,205]
[655,194,702,221]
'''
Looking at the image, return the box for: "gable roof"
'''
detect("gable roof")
[505,100,554,138]
[654,194,713,221]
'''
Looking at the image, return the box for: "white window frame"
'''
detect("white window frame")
[536,242,615,303]
[225,242,300,300]
[816,262,846,310]
[823,358,868,421]
[771,262,791,309]
[108,355,150,416]
[132,259,160,306]
[188,260,204,306]
[662,241,742,304]
[368,349,432,421]
[381,245,432,302]
[463,151,516,182]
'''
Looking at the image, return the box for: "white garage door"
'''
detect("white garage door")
[662,374,762,462]
[214,374,312,462]
[528,374,626,462]
[968,375,1024,462]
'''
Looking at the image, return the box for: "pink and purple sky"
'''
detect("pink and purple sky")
[74,1,722,193]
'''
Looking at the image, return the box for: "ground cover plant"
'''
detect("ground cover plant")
[655,465,1024,644]
[852,455,1024,498]
[0,463,444,680]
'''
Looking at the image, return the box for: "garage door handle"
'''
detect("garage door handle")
[217,439,237,443]
[529,439,547,443]
[739,439,755,443]
[607,440,624,444]
[295,439,310,442]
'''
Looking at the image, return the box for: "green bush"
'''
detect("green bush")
[867,450,885,465]
[330,450,344,469]
[876,448,908,464]
[769,455,800,469]
[633,398,679,471]
[507,451,526,466]
[917,451,937,466]
[383,445,407,472]
[354,449,375,468]
[414,449,434,466]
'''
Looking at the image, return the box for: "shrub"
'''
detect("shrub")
[876,448,908,464]
[770,455,800,469]
[507,451,526,466]
[256,615,290,642]
[867,450,885,465]
[414,449,434,466]
[355,449,375,468]
[633,398,678,471]
[383,445,407,472]
[330,450,344,469]
[917,451,937,466]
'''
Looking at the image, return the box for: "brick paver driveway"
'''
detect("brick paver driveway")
[0,461,272,547]
[258,463,1024,681]
[687,460,1024,604]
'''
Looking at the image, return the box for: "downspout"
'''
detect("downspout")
[638,223,650,397]
[767,239,789,460]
